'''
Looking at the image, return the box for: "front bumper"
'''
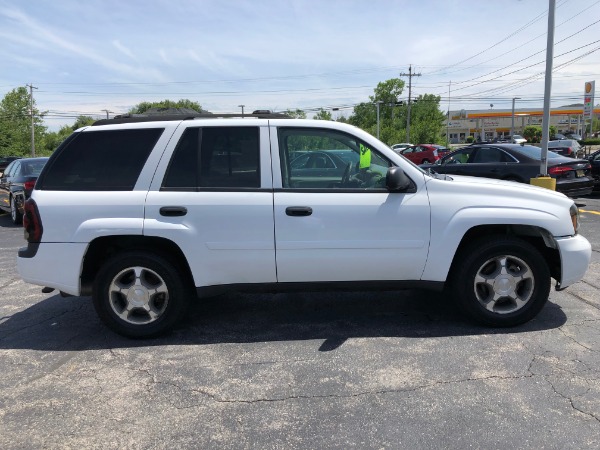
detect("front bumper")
[555,234,591,289]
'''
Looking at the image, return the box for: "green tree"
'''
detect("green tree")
[523,126,542,143]
[406,94,447,144]
[128,99,204,114]
[43,115,95,153]
[284,109,307,119]
[0,87,46,157]
[313,109,333,121]
[349,79,445,146]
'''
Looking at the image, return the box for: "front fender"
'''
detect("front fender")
[422,206,567,282]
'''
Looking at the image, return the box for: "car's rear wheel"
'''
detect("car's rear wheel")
[93,251,192,338]
[450,236,550,327]
[10,196,22,225]
[422,159,430,164]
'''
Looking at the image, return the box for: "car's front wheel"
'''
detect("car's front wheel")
[92,251,192,338]
[10,195,23,225]
[450,236,551,327]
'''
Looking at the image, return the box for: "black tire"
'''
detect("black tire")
[92,251,192,338]
[10,196,22,225]
[422,159,430,164]
[450,236,550,327]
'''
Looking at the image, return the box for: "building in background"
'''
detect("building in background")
[446,105,600,143]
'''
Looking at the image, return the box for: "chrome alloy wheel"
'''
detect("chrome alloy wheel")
[473,254,534,314]
[108,266,169,325]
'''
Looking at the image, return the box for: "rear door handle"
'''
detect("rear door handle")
[160,206,187,217]
[286,206,313,217]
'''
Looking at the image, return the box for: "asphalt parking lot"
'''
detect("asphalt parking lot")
[1,196,600,449]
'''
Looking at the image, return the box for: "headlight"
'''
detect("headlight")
[570,203,580,234]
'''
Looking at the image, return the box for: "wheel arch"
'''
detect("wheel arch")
[448,224,560,284]
[81,235,194,296]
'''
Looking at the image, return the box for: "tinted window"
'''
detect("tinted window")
[39,128,163,190]
[162,126,260,190]
[471,148,515,163]
[512,145,562,160]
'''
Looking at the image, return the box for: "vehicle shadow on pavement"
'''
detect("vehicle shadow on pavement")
[0,212,20,228]
[0,288,567,352]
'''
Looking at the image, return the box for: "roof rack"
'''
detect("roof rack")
[92,111,291,126]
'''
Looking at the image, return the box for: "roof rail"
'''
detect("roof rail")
[92,111,291,126]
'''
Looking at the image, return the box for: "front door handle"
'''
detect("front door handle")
[160,206,187,217]
[286,206,313,217]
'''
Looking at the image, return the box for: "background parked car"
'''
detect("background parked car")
[547,139,581,158]
[391,143,412,153]
[564,132,583,142]
[399,144,443,164]
[430,144,451,157]
[0,157,49,224]
[0,156,20,175]
[420,143,593,198]
[588,148,600,190]
[511,135,527,144]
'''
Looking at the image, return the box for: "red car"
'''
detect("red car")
[399,144,449,164]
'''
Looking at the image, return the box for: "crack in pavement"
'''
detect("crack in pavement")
[557,327,597,353]
[543,376,600,424]
[148,372,538,409]
[565,289,600,312]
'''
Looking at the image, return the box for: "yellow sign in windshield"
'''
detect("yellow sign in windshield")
[359,143,371,169]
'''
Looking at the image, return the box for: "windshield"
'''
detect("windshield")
[511,145,562,159]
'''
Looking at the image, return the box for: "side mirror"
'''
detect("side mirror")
[386,167,412,192]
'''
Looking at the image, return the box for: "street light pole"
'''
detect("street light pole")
[511,97,521,140]
[540,0,555,177]
[238,104,245,116]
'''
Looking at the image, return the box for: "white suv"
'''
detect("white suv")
[17,113,591,337]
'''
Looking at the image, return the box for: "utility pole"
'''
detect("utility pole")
[376,101,383,139]
[26,83,38,157]
[540,0,556,178]
[101,109,113,119]
[446,80,451,144]
[511,97,521,139]
[399,65,421,143]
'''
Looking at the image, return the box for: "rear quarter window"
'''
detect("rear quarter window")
[38,128,164,191]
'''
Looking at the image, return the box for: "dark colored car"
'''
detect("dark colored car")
[547,139,581,158]
[290,150,359,184]
[0,157,49,224]
[420,144,593,198]
[0,156,21,174]
[399,144,443,164]
[587,149,600,190]
[564,133,583,142]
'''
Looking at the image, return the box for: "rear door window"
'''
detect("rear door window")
[162,126,260,190]
[38,128,164,191]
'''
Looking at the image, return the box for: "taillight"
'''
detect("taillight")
[24,180,36,191]
[23,198,43,243]
[548,166,572,175]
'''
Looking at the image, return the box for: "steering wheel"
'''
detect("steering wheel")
[341,161,354,185]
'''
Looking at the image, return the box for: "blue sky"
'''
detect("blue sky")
[1,0,599,130]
